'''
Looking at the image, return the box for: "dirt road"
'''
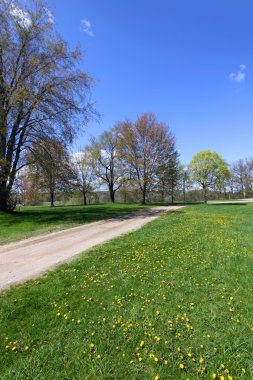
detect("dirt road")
[0,206,183,290]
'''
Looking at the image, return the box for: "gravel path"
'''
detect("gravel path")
[0,206,183,290]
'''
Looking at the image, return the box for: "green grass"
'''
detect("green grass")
[1,204,253,379]
[0,203,151,245]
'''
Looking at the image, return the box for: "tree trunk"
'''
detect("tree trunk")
[141,187,146,205]
[83,190,87,205]
[109,185,115,203]
[50,191,55,207]
[171,185,174,204]
[0,182,8,212]
[203,185,207,204]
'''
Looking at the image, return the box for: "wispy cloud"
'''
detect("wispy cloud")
[229,64,247,83]
[81,19,94,37]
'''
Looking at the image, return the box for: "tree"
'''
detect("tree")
[188,150,231,203]
[28,138,76,206]
[72,149,95,205]
[117,113,176,204]
[231,158,253,198]
[157,151,180,203]
[87,128,125,203]
[0,0,92,211]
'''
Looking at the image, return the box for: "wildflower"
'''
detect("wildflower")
[179,363,185,369]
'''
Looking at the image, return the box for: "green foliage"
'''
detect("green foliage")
[1,204,253,379]
[189,151,231,202]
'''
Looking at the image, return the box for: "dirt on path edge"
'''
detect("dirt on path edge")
[0,206,184,290]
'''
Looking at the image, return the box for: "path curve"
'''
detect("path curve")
[0,206,183,290]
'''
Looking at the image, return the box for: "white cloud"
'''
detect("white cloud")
[10,4,31,28]
[81,19,94,37]
[229,64,247,83]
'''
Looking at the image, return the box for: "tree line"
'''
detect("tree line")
[0,0,252,210]
[19,112,180,206]
[16,124,253,207]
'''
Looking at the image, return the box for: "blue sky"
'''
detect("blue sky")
[47,0,253,165]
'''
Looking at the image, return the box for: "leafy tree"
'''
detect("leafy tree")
[188,150,231,203]
[87,128,125,203]
[0,0,92,211]
[117,113,176,204]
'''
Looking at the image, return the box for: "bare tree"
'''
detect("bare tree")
[117,113,176,204]
[0,0,92,210]
[87,128,125,203]
[232,158,253,198]
[72,149,95,205]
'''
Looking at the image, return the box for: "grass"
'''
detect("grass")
[0,203,151,245]
[1,203,253,379]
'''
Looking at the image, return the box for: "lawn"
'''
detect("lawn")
[1,204,253,379]
[0,203,151,245]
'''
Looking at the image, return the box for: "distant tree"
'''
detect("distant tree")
[72,149,95,205]
[156,151,180,203]
[28,138,75,206]
[87,128,125,203]
[179,165,191,203]
[117,113,176,204]
[188,150,231,203]
[231,158,253,198]
[0,0,92,211]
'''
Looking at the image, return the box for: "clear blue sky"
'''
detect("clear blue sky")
[48,0,253,165]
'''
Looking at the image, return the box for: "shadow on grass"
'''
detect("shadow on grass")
[0,204,148,229]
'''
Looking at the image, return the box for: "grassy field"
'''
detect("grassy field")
[0,203,151,245]
[1,204,253,379]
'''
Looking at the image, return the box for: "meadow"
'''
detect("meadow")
[0,203,150,245]
[0,203,253,379]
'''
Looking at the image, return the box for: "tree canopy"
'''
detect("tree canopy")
[188,150,231,203]
[0,0,92,210]
[117,113,177,204]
